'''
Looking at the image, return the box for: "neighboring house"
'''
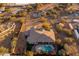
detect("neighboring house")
[12,9,22,14]
[74,28,79,39]
[0,10,2,14]
[30,11,44,18]
[73,19,79,23]
[0,7,5,13]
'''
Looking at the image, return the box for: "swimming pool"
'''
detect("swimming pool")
[35,44,55,53]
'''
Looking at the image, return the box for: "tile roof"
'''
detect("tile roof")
[26,28,55,44]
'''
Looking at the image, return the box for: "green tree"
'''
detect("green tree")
[63,29,73,36]
[42,22,51,31]
[61,19,67,23]
[50,19,56,24]
[19,17,26,23]
[5,9,11,13]
[25,51,34,56]
[56,24,63,32]
[39,17,47,22]
[11,38,17,54]
[64,37,74,43]
[64,43,78,56]
[0,46,9,55]
[55,39,62,45]
[58,49,66,56]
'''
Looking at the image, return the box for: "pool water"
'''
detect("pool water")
[36,45,55,53]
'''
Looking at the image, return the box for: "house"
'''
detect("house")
[15,27,56,55]
[26,28,56,55]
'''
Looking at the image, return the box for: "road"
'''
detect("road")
[38,4,55,11]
